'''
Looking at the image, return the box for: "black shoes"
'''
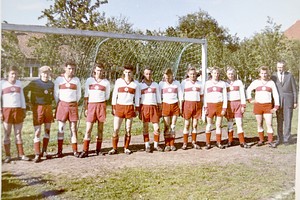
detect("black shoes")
[4,156,11,163]
[145,147,151,153]
[181,143,188,150]
[216,143,225,149]
[240,143,251,148]
[226,142,232,147]
[275,140,293,146]
[41,151,52,159]
[79,151,89,158]
[268,142,277,148]
[73,152,80,157]
[20,155,31,161]
[205,144,212,150]
[256,141,264,147]
[154,146,164,152]
[257,141,277,148]
[33,155,41,163]
[56,152,63,158]
[95,150,104,156]
[108,148,118,155]
[192,143,201,150]
[124,148,132,155]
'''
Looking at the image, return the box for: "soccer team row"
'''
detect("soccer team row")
[0,63,286,163]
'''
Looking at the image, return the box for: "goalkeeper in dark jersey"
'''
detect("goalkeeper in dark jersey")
[24,66,55,162]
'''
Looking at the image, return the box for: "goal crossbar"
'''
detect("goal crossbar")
[2,23,206,44]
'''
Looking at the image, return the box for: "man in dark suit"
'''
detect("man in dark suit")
[271,61,298,145]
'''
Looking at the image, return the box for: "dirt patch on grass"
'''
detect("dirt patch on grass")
[2,130,297,180]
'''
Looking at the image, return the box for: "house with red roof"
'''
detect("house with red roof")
[284,20,300,40]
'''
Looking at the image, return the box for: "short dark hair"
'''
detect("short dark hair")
[95,63,104,68]
[277,60,286,66]
[164,68,173,75]
[65,60,76,67]
[144,66,152,72]
[93,63,104,70]
[7,66,19,73]
[123,64,134,71]
[259,66,269,72]
[226,66,235,73]
[187,64,197,72]
[211,66,220,72]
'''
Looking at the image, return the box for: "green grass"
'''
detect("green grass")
[2,160,296,200]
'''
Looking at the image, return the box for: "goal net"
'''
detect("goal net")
[1,23,207,85]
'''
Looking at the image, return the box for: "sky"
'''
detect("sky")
[1,0,300,39]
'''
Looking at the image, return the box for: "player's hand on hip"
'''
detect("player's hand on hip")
[0,112,3,122]
[221,110,226,116]
[241,107,245,114]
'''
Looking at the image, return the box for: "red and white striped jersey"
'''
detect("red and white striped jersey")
[225,79,246,106]
[1,80,26,109]
[112,78,140,106]
[159,80,183,104]
[181,79,203,102]
[84,77,110,103]
[54,75,81,103]
[246,79,280,107]
[140,81,161,105]
[204,80,227,108]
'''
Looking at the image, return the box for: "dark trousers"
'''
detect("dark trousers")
[276,105,293,143]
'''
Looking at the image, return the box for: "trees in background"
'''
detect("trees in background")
[166,13,299,84]
[30,0,135,79]
[1,32,26,77]
[166,9,239,72]
[2,2,299,84]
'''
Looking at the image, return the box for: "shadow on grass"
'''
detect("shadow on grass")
[289,134,298,145]
[1,171,66,199]
[41,133,297,157]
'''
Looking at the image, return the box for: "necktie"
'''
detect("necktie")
[280,73,283,83]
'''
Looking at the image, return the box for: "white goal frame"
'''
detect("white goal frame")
[2,23,208,82]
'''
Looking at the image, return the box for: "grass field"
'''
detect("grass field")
[1,104,298,200]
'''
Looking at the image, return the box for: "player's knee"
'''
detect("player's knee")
[57,131,64,140]
[266,126,273,133]
[184,124,190,130]
[15,135,23,144]
[113,130,119,137]
[4,139,10,145]
[237,127,243,133]
[70,127,77,135]
[84,132,92,140]
[71,137,77,143]
[215,121,222,128]
[58,127,64,133]
[125,130,131,136]
[33,137,40,143]
[183,128,189,134]
[35,131,41,138]
[227,122,234,131]
[192,127,197,133]
[170,124,176,130]
[45,128,50,134]
[206,124,212,132]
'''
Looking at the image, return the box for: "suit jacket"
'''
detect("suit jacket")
[271,71,298,108]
